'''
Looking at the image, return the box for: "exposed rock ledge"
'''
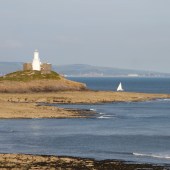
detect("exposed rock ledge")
[0,153,167,170]
[0,91,170,119]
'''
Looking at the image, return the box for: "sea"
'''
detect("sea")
[0,77,170,165]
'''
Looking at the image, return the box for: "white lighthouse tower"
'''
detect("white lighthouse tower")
[32,49,41,71]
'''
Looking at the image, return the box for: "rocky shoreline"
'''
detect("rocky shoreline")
[0,153,169,170]
[0,91,170,119]
[0,101,97,119]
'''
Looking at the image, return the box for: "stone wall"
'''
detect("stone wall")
[23,63,32,71]
[23,63,52,74]
[41,63,52,74]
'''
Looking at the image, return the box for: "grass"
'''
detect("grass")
[0,70,87,92]
[0,70,61,82]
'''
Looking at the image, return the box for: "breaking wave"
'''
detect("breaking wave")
[98,115,112,119]
[90,108,96,111]
[133,152,170,159]
[99,112,105,115]
[90,151,170,160]
[155,98,170,102]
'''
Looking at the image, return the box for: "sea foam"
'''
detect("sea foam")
[90,108,96,111]
[98,116,111,119]
[133,152,170,159]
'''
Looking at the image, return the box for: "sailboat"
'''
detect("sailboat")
[117,82,124,92]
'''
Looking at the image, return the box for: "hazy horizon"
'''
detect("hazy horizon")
[0,0,170,73]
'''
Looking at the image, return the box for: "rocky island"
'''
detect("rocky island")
[0,70,86,93]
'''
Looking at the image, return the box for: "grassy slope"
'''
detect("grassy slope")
[0,71,86,92]
[0,70,61,82]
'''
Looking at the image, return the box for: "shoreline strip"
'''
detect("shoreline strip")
[0,153,168,170]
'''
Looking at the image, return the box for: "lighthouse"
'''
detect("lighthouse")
[32,50,41,71]
[23,50,51,74]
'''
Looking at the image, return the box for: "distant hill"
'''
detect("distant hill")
[0,62,170,77]
[52,64,170,77]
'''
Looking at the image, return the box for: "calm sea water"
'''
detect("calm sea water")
[68,77,170,94]
[0,77,170,165]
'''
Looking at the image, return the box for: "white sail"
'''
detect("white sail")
[117,82,124,91]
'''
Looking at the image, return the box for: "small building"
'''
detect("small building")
[23,63,32,71]
[41,63,52,74]
[23,50,52,74]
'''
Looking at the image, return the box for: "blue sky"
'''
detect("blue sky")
[0,0,170,73]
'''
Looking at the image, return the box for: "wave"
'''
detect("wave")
[98,116,112,119]
[133,152,170,159]
[89,151,170,160]
[99,112,105,115]
[90,108,96,111]
[155,98,170,102]
[162,99,170,101]
[97,113,126,119]
[97,114,116,119]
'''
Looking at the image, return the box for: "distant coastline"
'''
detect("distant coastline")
[65,75,170,78]
[1,62,170,77]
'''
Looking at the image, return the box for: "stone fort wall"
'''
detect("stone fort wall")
[41,63,52,74]
[23,63,32,71]
[23,63,52,74]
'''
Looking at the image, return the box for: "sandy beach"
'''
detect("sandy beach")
[0,153,167,170]
[0,91,170,119]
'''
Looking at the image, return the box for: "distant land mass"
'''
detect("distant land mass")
[0,62,170,77]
